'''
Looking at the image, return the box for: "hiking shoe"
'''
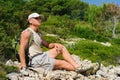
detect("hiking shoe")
[84,61,101,75]
[89,61,101,75]
[75,65,94,75]
[75,61,101,75]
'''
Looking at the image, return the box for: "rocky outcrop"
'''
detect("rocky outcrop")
[6,55,120,80]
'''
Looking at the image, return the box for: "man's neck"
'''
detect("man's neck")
[29,25,38,32]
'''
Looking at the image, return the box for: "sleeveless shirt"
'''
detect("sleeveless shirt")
[23,28,43,58]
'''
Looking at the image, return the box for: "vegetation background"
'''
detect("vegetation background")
[0,0,120,79]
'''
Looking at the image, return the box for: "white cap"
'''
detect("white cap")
[28,13,42,20]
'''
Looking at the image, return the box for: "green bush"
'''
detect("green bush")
[42,36,62,43]
[40,15,73,39]
[0,63,19,79]
[111,38,120,46]
[73,24,109,42]
[0,69,6,80]
[74,25,94,39]
[68,40,120,66]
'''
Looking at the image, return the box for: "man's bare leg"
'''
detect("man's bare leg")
[54,59,75,70]
[60,46,79,68]
[48,47,79,69]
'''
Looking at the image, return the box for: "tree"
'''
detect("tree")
[85,5,102,27]
[68,0,89,20]
[102,4,120,38]
[0,0,27,62]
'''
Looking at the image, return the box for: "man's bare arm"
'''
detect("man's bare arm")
[19,30,31,69]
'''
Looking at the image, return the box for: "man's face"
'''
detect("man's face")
[29,17,42,26]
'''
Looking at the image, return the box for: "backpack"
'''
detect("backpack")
[14,30,33,66]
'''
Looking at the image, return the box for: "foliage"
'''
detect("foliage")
[85,5,102,27]
[42,36,62,43]
[73,24,109,42]
[68,40,120,66]
[110,38,120,46]
[40,15,74,39]
[101,3,120,38]
[0,62,19,79]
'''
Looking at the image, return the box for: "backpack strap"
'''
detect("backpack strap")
[27,29,34,48]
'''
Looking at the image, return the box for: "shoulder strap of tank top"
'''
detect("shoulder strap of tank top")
[28,28,41,37]
[27,28,34,34]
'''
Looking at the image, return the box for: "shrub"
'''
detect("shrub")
[0,63,19,79]
[111,38,120,46]
[68,40,120,66]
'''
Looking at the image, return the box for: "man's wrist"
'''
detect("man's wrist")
[21,67,27,70]
[49,43,54,48]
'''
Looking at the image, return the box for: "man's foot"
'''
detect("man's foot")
[75,61,101,76]
[89,60,101,75]
[75,66,94,74]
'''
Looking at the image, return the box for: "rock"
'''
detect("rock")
[6,54,120,80]
[6,72,20,80]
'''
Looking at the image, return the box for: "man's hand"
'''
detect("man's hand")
[54,43,64,53]
[19,63,26,70]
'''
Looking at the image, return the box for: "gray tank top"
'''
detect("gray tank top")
[24,28,43,58]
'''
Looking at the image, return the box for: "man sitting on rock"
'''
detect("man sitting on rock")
[19,12,100,75]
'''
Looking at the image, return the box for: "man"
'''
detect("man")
[19,12,100,74]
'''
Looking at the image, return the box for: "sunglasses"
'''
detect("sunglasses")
[34,17,42,20]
